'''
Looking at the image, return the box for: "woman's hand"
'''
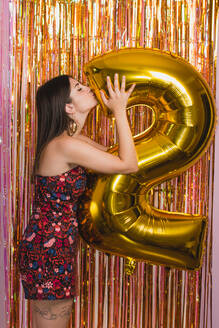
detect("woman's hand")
[100,74,135,116]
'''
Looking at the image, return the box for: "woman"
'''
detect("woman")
[18,73,138,328]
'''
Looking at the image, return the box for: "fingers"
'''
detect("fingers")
[114,73,120,92]
[121,75,126,92]
[105,74,135,99]
[127,83,136,96]
[106,76,114,98]
[100,90,108,105]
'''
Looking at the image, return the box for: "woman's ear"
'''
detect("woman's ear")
[65,102,75,114]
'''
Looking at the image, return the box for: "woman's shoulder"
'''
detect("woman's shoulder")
[35,135,81,176]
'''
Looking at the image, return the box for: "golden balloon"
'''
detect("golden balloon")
[78,48,216,270]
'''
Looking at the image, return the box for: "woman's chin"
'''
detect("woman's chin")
[92,99,99,108]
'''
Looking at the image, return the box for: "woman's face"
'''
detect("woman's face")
[68,78,98,114]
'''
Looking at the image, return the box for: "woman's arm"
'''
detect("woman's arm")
[56,137,137,174]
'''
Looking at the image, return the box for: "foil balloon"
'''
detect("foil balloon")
[78,48,216,270]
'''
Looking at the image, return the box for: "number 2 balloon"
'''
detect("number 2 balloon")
[78,48,216,270]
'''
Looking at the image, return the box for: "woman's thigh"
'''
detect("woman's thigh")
[30,299,74,328]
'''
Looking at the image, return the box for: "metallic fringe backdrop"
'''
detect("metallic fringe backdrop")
[0,0,218,327]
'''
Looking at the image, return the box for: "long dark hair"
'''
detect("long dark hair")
[31,74,74,183]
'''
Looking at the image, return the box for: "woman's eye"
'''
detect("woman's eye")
[78,88,82,91]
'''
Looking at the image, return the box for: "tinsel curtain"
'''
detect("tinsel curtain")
[0,0,218,327]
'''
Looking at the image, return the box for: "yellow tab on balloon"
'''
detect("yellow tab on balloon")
[78,48,216,270]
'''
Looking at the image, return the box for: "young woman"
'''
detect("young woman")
[18,73,138,328]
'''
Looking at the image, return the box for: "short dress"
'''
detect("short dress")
[18,165,87,300]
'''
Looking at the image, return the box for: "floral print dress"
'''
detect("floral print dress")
[18,166,87,300]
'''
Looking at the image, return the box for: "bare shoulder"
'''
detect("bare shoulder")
[35,136,79,176]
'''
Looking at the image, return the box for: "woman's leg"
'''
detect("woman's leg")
[30,299,73,328]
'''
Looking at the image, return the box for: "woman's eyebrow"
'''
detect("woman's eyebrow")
[74,82,79,88]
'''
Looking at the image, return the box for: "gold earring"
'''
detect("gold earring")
[67,120,77,136]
